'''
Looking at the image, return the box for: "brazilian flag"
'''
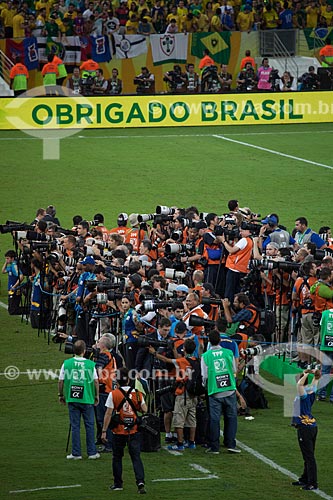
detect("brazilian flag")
[303,27,333,50]
[45,37,65,59]
[191,32,231,65]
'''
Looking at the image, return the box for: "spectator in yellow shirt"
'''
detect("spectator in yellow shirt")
[1,1,16,37]
[13,8,26,37]
[177,0,188,17]
[126,13,139,32]
[262,4,279,28]
[236,5,254,31]
[305,1,319,28]
[211,6,222,30]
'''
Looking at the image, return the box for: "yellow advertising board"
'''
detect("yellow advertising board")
[1,92,332,130]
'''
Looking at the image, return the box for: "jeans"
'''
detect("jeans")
[95,393,113,448]
[68,402,97,457]
[112,433,145,487]
[208,392,238,451]
[297,426,318,487]
[318,351,333,400]
[224,269,246,303]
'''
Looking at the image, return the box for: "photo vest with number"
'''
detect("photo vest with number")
[320,309,333,352]
[63,357,96,404]
[202,347,236,396]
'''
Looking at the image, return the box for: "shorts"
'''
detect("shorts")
[158,379,175,412]
[301,313,320,346]
[172,393,197,429]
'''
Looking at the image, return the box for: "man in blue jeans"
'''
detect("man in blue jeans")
[201,330,241,454]
[58,340,100,459]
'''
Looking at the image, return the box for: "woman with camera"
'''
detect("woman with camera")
[279,71,297,91]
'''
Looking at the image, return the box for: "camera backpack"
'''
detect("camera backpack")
[185,358,205,397]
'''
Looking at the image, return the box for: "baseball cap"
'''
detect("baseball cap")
[118,212,128,222]
[81,256,95,265]
[129,213,139,226]
[261,215,278,225]
[176,284,189,293]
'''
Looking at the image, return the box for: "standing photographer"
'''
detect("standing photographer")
[102,367,147,494]
[291,369,320,491]
[221,225,253,303]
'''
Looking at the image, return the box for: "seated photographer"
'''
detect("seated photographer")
[150,338,199,451]
[134,67,155,95]
[201,65,221,93]
[279,71,297,91]
[91,68,108,95]
[217,64,233,92]
[108,68,122,95]
[184,63,199,93]
[163,65,187,94]
[236,62,257,92]
[298,66,320,91]
[222,293,260,336]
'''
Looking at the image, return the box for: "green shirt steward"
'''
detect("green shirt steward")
[63,356,96,404]
[320,309,333,352]
[202,347,236,396]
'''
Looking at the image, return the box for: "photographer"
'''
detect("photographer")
[259,214,295,251]
[298,66,320,91]
[217,64,232,92]
[222,293,260,336]
[201,65,221,93]
[292,261,319,369]
[279,71,297,91]
[183,292,208,350]
[149,338,199,451]
[185,63,199,93]
[2,250,24,315]
[95,334,118,452]
[291,369,320,491]
[163,65,187,94]
[102,367,147,494]
[236,62,257,92]
[201,213,223,289]
[92,68,108,95]
[221,224,253,303]
[75,256,96,345]
[134,67,155,95]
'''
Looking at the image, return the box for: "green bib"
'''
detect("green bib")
[202,347,236,396]
[320,309,333,352]
[63,357,96,404]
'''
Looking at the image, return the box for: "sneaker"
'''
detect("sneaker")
[165,436,174,444]
[100,447,112,453]
[227,448,241,454]
[109,485,123,491]
[66,454,82,460]
[302,485,317,490]
[292,481,306,486]
[167,444,185,451]
[184,442,196,449]
[88,453,100,459]
[205,448,220,455]
[137,483,146,494]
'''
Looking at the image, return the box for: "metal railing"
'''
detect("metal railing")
[0,49,14,86]
[260,30,299,80]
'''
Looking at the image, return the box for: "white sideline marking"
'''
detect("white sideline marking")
[189,463,212,474]
[10,484,81,494]
[235,438,333,500]
[152,475,218,482]
[0,129,333,141]
[0,301,8,310]
[163,445,182,456]
[213,134,333,171]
